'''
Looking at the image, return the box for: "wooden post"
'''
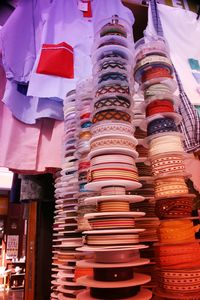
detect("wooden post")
[24,202,37,300]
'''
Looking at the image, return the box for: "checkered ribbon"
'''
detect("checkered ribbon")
[150,0,200,152]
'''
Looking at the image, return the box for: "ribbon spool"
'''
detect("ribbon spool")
[155,196,194,219]
[147,117,178,136]
[93,267,134,282]
[90,286,140,299]
[146,99,174,117]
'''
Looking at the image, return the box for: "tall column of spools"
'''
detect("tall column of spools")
[76,16,152,300]
[51,91,85,300]
[134,36,200,300]
[75,79,97,233]
[75,79,97,281]
[131,98,160,290]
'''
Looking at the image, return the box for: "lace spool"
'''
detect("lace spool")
[90,136,136,152]
[91,122,135,137]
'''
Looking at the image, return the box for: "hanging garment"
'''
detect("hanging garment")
[0,52,63,173]
[0,100,63,173]
[145,3,200,105]
[0,1,64,124]
[0,0,52,82]
[145,1,200,153]
[3,80,63,124]
[27,0,134,99]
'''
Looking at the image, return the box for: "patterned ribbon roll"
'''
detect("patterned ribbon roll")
[155,196,193,219]
[100,23,127,38]
[98,59,127,72]
[95,83,130,98]
[155,242,200,269]
[94,96,131,109]
[144,83,173,98]
[151,153,185,176]
[141,67,172,83]
[98,49,128,60]
[146,99,174,117]
[147,117,178,136]
[136,48,169,62]
[87,164,138,182]
[98,39,127,49]
[155,176,189,198]
[158,220,200,244]
[90,286,140,299]
[157,269,200,293]
[149,135,184,157]
[91,123,135,137]
[86,233,139,246]
[92,109,131,123]
[93,267,134,282]
[98,72,128,84]
[89,217,135,229]
[98,201,130,212]
[91,154,135,166]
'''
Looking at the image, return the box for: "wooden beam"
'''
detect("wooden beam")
[24,202,37,300]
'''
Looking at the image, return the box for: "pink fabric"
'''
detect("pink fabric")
[0,64,63,174]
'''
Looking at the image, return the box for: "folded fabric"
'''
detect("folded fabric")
[36,42,74,78]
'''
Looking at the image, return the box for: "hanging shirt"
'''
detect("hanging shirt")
[27,0,134,99]
[0,0,52,82]
[3,80,64,124]
[145,3,200,105]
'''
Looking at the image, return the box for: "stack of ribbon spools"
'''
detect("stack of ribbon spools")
[134,36,200,300]
[75,16,152,300]
[75,79,97,233]
[74,79,97,282]
[130,96,160,290]
[51,90,85,300]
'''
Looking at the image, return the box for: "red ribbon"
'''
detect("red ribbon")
[142,67,172,83]
[146,99,174,117]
